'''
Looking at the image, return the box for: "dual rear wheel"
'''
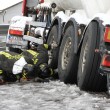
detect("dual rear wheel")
[47,21,107,92]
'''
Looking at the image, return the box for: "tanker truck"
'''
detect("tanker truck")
[6,0,110,94]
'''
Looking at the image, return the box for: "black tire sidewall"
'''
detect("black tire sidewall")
[77,25,96,88]
[77,21,107,91]
[47,25,59,69]
[58,25,79,84]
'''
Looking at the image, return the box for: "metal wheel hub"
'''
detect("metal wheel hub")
[81,42,88,73]
[62,37,72,70]
[48,35,57,64]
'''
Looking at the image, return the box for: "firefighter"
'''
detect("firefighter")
[0,43,53,84]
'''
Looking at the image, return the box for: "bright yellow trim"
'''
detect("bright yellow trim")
[0,51,12,58]
[0,70,3,74]
[33,59,38,64]
[0,51,22,60]
[44,44,48,49]
[22,70,27,79]
[50,68,53,75]
[27,50,39,56]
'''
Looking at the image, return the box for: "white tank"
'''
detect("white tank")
[44,0,110,18]
[45,0,83,10]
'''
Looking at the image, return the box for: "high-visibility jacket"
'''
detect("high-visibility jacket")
[0,44,49,82]
[22,44,48,67]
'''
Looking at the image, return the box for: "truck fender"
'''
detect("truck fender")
[63,18,79,54]
[47,17,62,45]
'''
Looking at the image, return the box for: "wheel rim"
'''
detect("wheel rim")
[81,41,88,73]
[62,37,72,70]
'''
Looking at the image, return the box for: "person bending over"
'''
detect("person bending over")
[0,43,53,84]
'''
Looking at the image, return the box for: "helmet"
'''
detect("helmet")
[30,42,38,50]
[22,64,35,79]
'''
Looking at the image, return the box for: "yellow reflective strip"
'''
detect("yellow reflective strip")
[34,59,38,64]
[23,75,26,79]
[27,50,39,56]
[40,64,45,69]
[13,55,22,60]
[0,70,3,74]
[0,51,12,58]
[22,70,27,79]
[0,52,22,60]
[44,44,48,49]
[50,68,53,75]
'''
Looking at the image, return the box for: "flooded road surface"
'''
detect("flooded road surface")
[0,81,110,110]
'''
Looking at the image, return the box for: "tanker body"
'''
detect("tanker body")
[43,0,110,18]
[6,0,110,94]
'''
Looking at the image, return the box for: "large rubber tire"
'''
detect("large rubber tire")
[47,25,59,69]
[77,21,107,92]
[58,25,79,84]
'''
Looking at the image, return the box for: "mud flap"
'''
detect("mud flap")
[107,74,110,95]
[99,66,110,94]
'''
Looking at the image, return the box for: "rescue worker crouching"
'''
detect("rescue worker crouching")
[0,42,53,84]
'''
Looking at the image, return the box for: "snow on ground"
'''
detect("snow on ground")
[0,81,110,110]
[0,35,110,110]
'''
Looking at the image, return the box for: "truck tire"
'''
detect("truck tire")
[47,25,59,69]
[77,21,107,92]
[58,25,79,84]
